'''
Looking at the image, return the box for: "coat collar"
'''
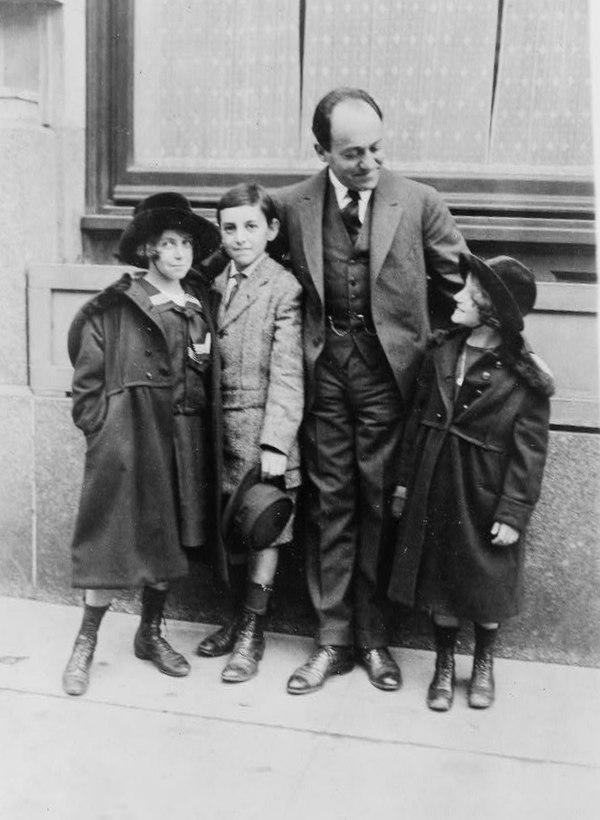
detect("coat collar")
[214,255,274,329]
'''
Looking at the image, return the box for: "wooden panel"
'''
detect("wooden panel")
[27,264,126,394]
[526,283,598,428]
[27,266,599,428]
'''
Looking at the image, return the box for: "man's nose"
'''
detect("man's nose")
[361,151,378,169]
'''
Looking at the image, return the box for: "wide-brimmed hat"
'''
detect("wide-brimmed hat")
[460,252,536,335]
[222,465,293,555]
[117,191,221,268]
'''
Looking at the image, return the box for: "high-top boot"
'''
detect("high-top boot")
[221,608,265,683]
[196,615,241,657]
[468,623,498,709]
[427,623,459,712]
[134,587,190,677]
[62,603,109,696]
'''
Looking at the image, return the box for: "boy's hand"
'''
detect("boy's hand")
[491,521,520,546]
[390,486,407,519]
[261,450,287,480]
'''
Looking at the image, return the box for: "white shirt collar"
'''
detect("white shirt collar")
[227,252,267,280]
[328,168,372,222]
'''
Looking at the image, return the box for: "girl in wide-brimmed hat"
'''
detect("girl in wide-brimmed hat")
[388,253,554,711]
[62,192,224,696]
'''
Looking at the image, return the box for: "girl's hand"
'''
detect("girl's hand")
[261,450,287,480]
[491,521,520,546]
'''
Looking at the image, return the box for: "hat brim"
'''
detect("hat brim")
[222,465,292,554]
[222,465,263,552]
[117,208,221,268]
[459,253,525,335]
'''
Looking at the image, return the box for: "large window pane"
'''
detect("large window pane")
[301,0,500,171]
[133,0,301,170]
[490,0,592,172]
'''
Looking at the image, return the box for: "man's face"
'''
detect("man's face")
[316,99,384,191]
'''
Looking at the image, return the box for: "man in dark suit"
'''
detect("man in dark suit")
[275,87,467,695]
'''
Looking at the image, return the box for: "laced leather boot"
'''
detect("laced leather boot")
[196,615,241,658]
[62,603,109,696]
[221,609,265,683]
[427,624,458,712]
[134,587,190,677]
[468,624,498,709]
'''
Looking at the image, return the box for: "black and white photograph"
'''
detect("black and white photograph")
[0,1,598,818]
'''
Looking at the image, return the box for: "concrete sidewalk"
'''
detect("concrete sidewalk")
[0,596,598,820]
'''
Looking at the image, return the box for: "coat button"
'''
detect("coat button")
[495,360,502,368]
[436,412,443,420]
[482,371,491,380]
[476,388,483,395]
[217,329,227,338]
[158,367,169,376]
[144,349,152,357]
[146,372,153,380]
[462,403,469,409]
[313,337,322,347]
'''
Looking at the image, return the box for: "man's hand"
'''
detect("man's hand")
[261,450,287,481]
[490,521,520,546]
[390,486,407,519]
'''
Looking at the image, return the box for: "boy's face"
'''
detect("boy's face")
[147,229,194,281]
[219,204,279,271]
[451,273,489,328]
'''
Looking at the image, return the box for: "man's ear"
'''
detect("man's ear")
[314,143,327,163]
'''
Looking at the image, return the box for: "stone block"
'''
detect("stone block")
[33,396,83,602]
[0,391,34,595]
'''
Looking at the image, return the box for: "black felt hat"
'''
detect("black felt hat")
[460,253,537,335]
[117,192,221,268]
[222,465,293,554]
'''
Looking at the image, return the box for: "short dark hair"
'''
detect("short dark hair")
[217,182,278,224]
[312,87,383,151]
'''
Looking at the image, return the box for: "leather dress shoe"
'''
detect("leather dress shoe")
[287,646,354,695]
[358,647,402,691]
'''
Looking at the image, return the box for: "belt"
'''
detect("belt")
[327,312,377,336]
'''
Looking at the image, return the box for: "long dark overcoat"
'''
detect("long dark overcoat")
[388,328,554,621]
[67,271,227,590]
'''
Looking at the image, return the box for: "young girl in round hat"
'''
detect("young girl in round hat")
[388,253,554,711]
[62,192,225,696]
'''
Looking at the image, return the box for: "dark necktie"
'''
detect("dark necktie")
[341,189,361,243]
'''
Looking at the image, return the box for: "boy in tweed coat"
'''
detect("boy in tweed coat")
[196,183,304,683]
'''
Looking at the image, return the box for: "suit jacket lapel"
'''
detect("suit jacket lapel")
[298,170,326,304]
[216,259,270,330]
[370,169,403,285]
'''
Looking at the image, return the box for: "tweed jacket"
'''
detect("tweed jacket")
[213,254,304,494]
[274,167,467,407]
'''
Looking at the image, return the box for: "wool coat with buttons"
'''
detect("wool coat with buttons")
[67,271,228,590]
[388,327,554,621]
[213,254,304,496]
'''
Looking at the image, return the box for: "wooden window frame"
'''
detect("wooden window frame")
[86,0,595,222]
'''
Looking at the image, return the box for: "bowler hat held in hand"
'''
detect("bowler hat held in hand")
[222,465,293,554]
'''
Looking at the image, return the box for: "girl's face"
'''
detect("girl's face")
[451,273,490,328]
[147,230,194,282]
[219,204,279,271]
